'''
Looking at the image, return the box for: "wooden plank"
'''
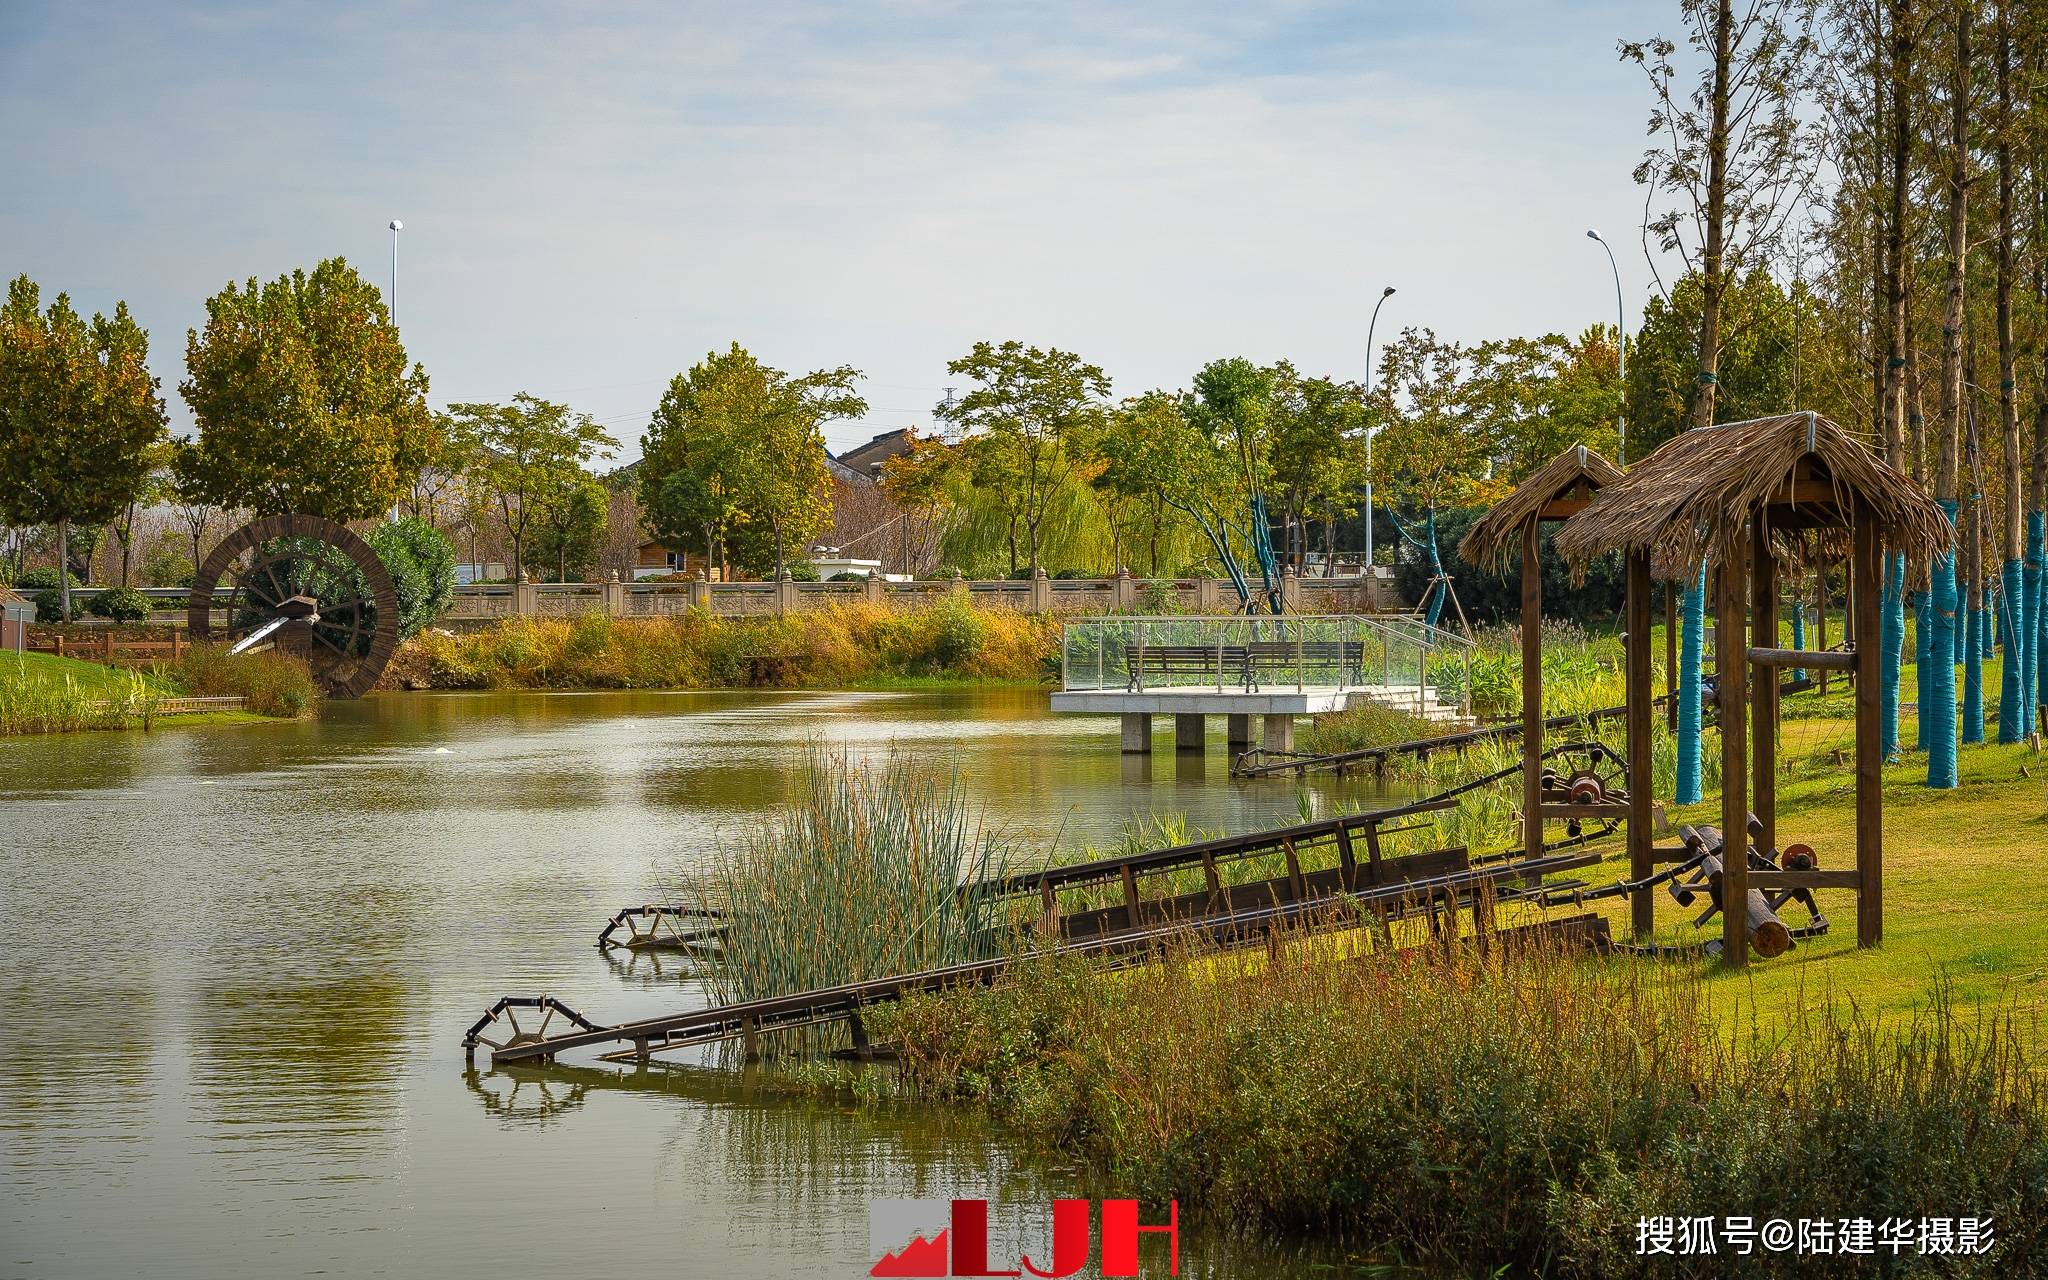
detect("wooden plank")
[1537,802,1632,819]
[1521,523,1543,864]
[1626,550,1654,939]
[1751,512,1778,865]
[1853,507,1883,947]
[1121,864,1140,932]
[1717,545,1750,967]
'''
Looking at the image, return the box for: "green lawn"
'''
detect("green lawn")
[3,649,176,696]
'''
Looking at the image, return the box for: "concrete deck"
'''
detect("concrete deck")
[1050,688,1357,714]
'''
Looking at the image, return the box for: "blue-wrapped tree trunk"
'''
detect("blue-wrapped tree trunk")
[1789,600,1806,683]
[1963,586,1983,744]
[1880,553,1906,758]
[1915,586,1934,752]
[1676,563,1707,805]
[1998,554,2027,743]
[1927,501,1960,789]
[2029,512,2046,730]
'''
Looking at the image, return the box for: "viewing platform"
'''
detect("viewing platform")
[1049,614,1472,754]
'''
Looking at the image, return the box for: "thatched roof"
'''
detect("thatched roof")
[1552,411,1950,580]
[1456,444,1624,571]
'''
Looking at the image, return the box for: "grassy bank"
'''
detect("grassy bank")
[388,599,1061,690]
[1,647,314,734]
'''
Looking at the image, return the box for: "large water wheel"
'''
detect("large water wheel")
[187,514,399,698]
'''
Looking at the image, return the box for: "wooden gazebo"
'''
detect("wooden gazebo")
[1458,444,1628,874]
[1553,412,1950,963]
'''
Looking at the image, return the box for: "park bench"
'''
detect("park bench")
[1126,643,1251,690]
[1243,639,1366,690]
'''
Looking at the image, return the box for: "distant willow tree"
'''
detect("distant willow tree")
[178,257,434,520]
[0,275,167,620]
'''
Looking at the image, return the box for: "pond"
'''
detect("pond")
[0,688,1407,1278]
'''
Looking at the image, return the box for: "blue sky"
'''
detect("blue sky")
[1,1,1667,461]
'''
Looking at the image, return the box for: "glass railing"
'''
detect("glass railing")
[1060,614,1474,715]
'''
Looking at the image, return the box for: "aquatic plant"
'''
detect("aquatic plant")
[171,644,317,717]
[686,748,1011,1009]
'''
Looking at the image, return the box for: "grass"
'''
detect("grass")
[395,599,1063,691]
[0,647,312,734]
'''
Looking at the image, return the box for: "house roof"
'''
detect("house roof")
[1551,411,1950,581]
[1455,444,1623,572]
[833,427,917,479]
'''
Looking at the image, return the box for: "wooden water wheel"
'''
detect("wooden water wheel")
[187,514,400,698]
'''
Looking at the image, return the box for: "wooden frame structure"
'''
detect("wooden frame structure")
[1457,444,1631,885]
[1554,412,1950,964]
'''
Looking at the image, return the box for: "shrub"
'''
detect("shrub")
[172,644,318,717]
[87,586,154,622]
[16,567,78,592]
[829,571,866,582]
[32,589,64,623]
[928,597,987,668]
[367,517,457,640]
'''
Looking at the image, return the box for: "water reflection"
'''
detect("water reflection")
[1,688,1397,1277]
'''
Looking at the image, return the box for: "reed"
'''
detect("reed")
[685,748,1011,1011]
[1,662,163,734]
[879,936,2046,1275]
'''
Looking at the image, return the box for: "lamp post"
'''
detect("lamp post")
[1586,229,1626,461]
[1363,285,1395,575]
[388,219,403,324]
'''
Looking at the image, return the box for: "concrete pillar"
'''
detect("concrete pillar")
[1112,568,1134,611]
[1281,564,1303,613]
[1226,713,1252,750]
[776,572,798,615]
[1197,578,1222,613]
[863,572,885,605]
[1029,566,1052,613]
[1261,713,1295,753]
[1174,713,1205,751]
[1120,712,1153,753]
[603,570,628,616]
[690,571,711,611]
[513,571,537,617]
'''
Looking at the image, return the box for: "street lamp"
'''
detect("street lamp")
[1363,285,1395,575]
[1586,229,1626,461]
[388,219,403,324]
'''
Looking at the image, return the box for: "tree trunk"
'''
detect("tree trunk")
[1927,0,1970,790]
[1691,0,1735,430]
[57,519,72,622]
[1885,0,1913,470]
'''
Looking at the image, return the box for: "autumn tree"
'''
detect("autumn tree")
[936,341,1108,575]
[179,258,432,520]
[641,344,866,579]
[0,275,167,620]
[449,394,617,583]
[530,475,611,582]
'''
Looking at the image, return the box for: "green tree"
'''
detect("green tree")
[367,516,457,639]
[1466,327,1622,481]
[641,344,865,579]
[0,275,168,620]
[110,440,176,587]
[178,257,432,520]
[530,475,610,581]
[448,394,615,583]
[1626,270,1796,453]
[936,341,1109,574]
[1090,392,1201,575]
[1265,365,1367,570]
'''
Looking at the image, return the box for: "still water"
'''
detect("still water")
[1,688,1398,1279]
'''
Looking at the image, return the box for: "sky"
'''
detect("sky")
[0,1,1670,463]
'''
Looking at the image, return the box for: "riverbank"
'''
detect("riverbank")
[869,730,2048,1275]
[1,648,313,734]
[381,601,1062,691]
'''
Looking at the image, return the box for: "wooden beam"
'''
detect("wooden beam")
[1537,497,1593,519]
[1537,802,1633,819]
[1626,550,1655,939]
[1522,522,1543,865]
[1853,507,1883,947]
[1751,511,1778,866]
[1747,647,1857,669]
[1716,544,1751,967]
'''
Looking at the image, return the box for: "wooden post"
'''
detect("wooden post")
[1816,565,1829,695]
[1626,551,1654,939]
[172,629,183,660]
[1716,544,1751,966]
[1853,507,1884,947]
[1751,513,1778,861]
[103,632,115,662]
[1121,864,1141,931]
[1521,523,1543,863]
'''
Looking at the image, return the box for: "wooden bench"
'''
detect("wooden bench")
[1243,639,1366,690]
[1126,643,1250,690]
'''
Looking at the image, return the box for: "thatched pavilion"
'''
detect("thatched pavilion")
[1458,445,1628,879]
[1554,411,1949,964]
